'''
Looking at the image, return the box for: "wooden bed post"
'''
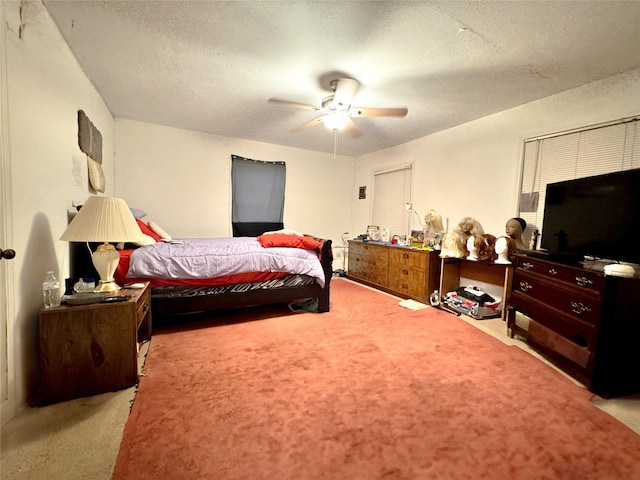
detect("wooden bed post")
[317,239,333,313]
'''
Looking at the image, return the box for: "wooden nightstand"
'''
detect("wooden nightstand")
[37,282,151,405]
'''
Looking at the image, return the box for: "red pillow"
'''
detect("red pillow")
[136,219,162,242]
[257,234,322,251]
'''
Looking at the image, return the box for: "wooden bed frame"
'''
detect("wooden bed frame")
[69,237,333,319]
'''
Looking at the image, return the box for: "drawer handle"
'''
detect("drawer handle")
[522,262,534,270]
[402,269,409,275]
[571,302,592,316]
[403,253,409,259]
[519,281,533,292]
[575,276,593,287]
[548,268,558,276]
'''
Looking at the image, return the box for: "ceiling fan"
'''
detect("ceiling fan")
[268,78,408,134]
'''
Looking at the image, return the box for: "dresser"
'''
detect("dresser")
[38,283,151,404]
[508,254,640,396]
[347,240,440,303]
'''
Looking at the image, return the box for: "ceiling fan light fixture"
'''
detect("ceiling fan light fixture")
[322,112,350,131]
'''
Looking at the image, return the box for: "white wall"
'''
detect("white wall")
[352,68,640,243]
[2,0,115,424]
[114,119,355,245]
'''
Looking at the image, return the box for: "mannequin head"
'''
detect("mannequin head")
[495,236,517,264]
[466,235,480,260]
[440,230,465,258]
[505,217,526,249]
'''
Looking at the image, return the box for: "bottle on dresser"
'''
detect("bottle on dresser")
[42,271,61,308]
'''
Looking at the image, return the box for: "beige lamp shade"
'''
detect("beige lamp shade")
[61,196,145,243]
[61,196,145,292]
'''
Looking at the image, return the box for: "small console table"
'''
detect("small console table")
[508,254,640,396]
[438,257,514,321]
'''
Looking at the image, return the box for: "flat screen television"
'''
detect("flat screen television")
[540,168,640,265]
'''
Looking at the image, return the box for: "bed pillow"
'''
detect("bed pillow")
[130,207,147,219]
[262,228,303,236]
[257,233,323,250]
[133,233,157,247]
[148,220,172,241]
[136,219,162,242]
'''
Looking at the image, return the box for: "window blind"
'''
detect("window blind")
[372,166,412,237]
[518,117,639,244]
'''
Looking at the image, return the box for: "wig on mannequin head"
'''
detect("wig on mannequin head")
[424,209,446,250]
[424,209,445,234]
[440,230,465,258]
[454,217,484,242]
[478,234,498,262]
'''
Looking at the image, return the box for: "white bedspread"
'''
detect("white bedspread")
[127,237,326,287]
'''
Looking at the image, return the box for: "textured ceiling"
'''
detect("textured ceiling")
[43,1,640,157]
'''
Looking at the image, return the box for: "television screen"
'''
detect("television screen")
[540,168,640,265]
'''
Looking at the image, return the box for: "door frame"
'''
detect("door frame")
[1,0,17,425]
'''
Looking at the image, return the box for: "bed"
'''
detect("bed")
[69,219,333,320]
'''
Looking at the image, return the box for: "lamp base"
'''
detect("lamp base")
[92,243,122,293]
[93,280,121,293]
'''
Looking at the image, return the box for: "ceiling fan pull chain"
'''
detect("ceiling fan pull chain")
[333,129,338,161]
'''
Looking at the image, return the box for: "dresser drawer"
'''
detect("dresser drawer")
[511,290,598,352]
[527,320,592,371]
[513,272,602,326]
[348,241,389,285]
[515,256,605,294]
[387,266,427,300]
[136,287,151,329]
[388,248,426,271]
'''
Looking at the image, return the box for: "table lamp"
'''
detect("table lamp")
[60,196,145,293]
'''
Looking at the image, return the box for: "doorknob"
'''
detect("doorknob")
[0,248,16,260]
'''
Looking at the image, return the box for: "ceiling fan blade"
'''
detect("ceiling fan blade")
[293,116,324,133]
[332,78,359,110]
[268,98,320,111]
[343,118,362,138]
[349,106,408,118]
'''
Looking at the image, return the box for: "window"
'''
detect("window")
[372,166,412,237]
[231,154,286,237]
[518,116,640,239]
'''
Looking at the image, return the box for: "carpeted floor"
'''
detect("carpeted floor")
[112,279,640,480]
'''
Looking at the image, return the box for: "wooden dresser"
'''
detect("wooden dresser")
[508,254,640,396]
[38,283,151,404]
[347,240,440,303]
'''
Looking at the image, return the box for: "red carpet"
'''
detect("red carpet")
[113,279,640,479]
